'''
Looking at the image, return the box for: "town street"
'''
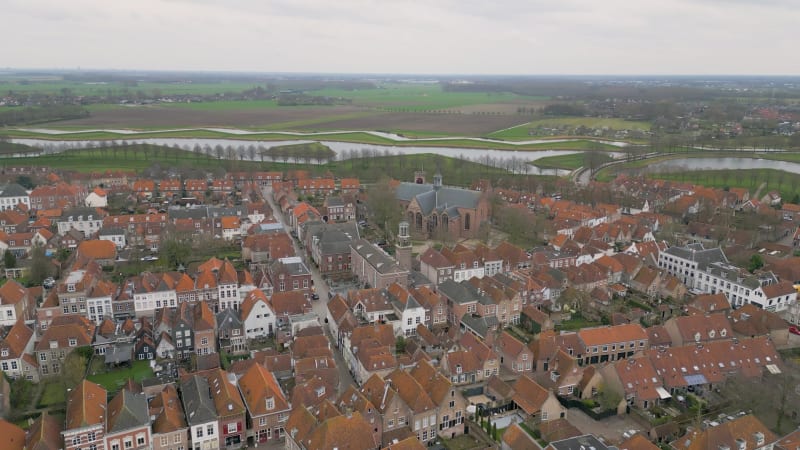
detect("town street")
[262,187,356,393]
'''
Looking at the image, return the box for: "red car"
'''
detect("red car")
[789,326,800,336]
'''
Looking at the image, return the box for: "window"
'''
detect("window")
[69,338,77,347]
[266,397,274,410]
[124,438,133,449]
[137,435,145,446]
[388,419,394,428]
[73,436,82,446]
[160,436,168,446]
[196,428,204,438]
[259,417,267,426]
[227,422,237,434]
[541,411,548,421]
[201,337,208,346]
[207,425,214,436]
[174,435,181,443]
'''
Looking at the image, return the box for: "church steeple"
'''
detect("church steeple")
[433,172,442,191]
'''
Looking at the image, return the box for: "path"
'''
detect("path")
[752,181,768,201]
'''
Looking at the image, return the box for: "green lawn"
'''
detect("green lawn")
[38,381,67,407]
[442,434,486,450]
[532,152,614,170]
[87,360,154,392]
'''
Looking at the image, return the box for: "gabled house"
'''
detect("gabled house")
[180,375,219,450]
[206,369,246,448]
[35,316,96,378]
[512,375,565,422]
[237,363,291,444]
[495,330,533,373]
[0,280,30,327]
[217,308,247,355]
[600,356,669,410]
[63,380,106,450]
[104,388,151,450]
[0,320,38,382]
[240,289,277,339]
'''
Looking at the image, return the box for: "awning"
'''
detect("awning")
[656,387,672,400]
[766,364,782,374]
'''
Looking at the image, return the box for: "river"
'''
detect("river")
[10,136,620,176]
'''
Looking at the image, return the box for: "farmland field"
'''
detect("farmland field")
[488,117,651,140]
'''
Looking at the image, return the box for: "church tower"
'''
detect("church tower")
[396,221,412,271]
[433,172,442,191]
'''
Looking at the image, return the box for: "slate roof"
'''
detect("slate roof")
[0,183,28,198]
[180,375,218,425]
[106,388,150,433]
[395,181,480,215]
[350,239,405,275]
[438,279,493,305]
[663,244,727,270]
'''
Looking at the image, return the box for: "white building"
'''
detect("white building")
[453,261,485,283]
[0,320,38,381]
[56,207,104,237]
[388,284,427,337]
[0,184,30,212]
[86,282,115,324]
[659,244,797,312]
[240,290,276,339]
[129,274,178,318]
[84,187,108,208]
[99,227,126,250]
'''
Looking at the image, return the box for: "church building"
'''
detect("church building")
[395,172,491,240]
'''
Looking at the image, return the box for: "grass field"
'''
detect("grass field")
[488,117,651,140]
[87,360,154,392]
[0,145,558,187]
[532,152,613,170]
[38,381,67,407]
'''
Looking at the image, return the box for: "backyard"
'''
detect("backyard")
[87,359,154,392]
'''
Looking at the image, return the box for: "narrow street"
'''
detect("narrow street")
[262,187,357,393]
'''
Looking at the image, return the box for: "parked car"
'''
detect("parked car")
[789,326,800,336]
[311,293,320,301]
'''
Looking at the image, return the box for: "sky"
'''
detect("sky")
[4,0,800,75]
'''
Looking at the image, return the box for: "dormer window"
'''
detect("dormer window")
[0,349,8,357]
[266,397,274,410]
[708,330,716,339]
[67,284,76,293]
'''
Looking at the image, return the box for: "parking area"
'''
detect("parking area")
[565,408,646,443]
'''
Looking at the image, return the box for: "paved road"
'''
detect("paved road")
[262,187,356,393]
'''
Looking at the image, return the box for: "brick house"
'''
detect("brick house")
[63,380,106,450]
[238,364,291,444]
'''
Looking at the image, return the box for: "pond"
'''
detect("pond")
[644,157,800,175]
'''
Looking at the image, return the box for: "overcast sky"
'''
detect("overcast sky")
[4,0,799,75]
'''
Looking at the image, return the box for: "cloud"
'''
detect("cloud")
[1,0,798,74]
